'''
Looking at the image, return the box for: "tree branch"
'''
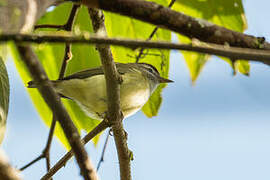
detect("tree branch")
[16,45,98,180]
[42,5,80,171]
[96,131,110,171]
[88,8,131,180]
[41,120,109,180]
[34,4,80,31]
[81,0,270,50]
[2,34,270,64]
[19,5,81,174]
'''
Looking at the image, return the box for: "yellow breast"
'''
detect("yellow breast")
[54,71,150,120]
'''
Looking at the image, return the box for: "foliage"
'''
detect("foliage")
[173,0,248,82]
[6,0,250,147]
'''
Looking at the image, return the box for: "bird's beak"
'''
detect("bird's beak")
[158,76,174,83]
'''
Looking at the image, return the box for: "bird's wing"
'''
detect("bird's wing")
[61,67,105,80]
[60,63,131,81]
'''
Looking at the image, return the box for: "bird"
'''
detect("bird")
[28,63,173,120]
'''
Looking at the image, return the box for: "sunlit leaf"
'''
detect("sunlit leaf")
[235,60,250,76]
[173,0,247,82]
[0,57,9,143]
[104,0,171,117]
[179,35,210,82]
[141,85,163,117]
[220,56,250,76]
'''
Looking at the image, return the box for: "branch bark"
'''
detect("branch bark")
[20,4,82,175]
[81,0,270,49]
[2,34,270,64]
[16,45,98,180]
[88,8,131,180]
[42,4,80,172]
[41,120,109,180]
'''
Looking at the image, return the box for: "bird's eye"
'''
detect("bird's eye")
[147,68,153,73]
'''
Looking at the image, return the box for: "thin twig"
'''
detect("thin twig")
[96,131,110,171]
[34,24,64,30]
[43,115,57,172]
[19,155,44,171]
[136,0,176,63]
[19,114,57,173]
[59,44,72,79]
[34,5,80,31]
[2,33,270,64]
[41,120,109,180]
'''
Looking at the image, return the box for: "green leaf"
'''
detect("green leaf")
[173,0,247,82]
[220,56,250,76]
[235,60,250,76]
[141,85,163,117]
[12,4,101,149]
[0,57,9,143]
[179,36,210,82]
[104,0,171,117]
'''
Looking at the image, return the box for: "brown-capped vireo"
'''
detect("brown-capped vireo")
[28,63,173,120]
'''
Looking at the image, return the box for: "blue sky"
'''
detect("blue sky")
[2,1,270,180]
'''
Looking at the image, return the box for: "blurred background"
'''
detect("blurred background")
[2,0,270,180]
